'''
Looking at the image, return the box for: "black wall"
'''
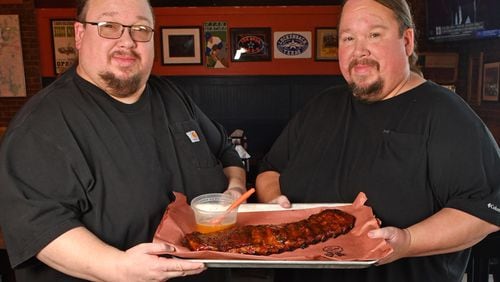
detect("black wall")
[169,75,346,183]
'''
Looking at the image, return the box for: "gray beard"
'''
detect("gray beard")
[349,79,383,104]
[99,71,142,99]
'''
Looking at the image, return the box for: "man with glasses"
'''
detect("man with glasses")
[0,0,247,281]
[79,21,155,42]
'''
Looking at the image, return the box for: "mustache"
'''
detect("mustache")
[111,50,140,60]
[348,58,380,72]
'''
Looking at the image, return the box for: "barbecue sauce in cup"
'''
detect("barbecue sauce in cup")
[191,193,238,233]
[196,222,235,233]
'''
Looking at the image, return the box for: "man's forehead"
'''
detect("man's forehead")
[339,1,395,29]
[86,0,153,23]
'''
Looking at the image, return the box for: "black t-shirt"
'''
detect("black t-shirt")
[260,81,500,282]
[0,68,243,281]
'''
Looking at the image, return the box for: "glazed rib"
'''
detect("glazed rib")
[183,209,355,255]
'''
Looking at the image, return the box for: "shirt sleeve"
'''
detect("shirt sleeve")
[257,86,337,174]
[258,98,309,174]
[428,93,500,226]
[0,127,88,267]
[191,99,244,169]
[258,122,294,173]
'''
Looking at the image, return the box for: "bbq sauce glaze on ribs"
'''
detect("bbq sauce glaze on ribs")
[183,209,356,255]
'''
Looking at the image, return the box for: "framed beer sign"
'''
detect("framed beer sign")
[230,27,271,62]
[51,20,77,75]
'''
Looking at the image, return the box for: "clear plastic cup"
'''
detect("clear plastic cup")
[190,193,238,233]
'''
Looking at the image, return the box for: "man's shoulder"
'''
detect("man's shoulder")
[325,83,350,95]
[7,73,80,133]
[147,75,180,91]
[415,81,470,109]
[304,84,351,108]
[147,75,189,100]
[147,75,197,118]
[413,81,482,126]
[32,70,80,105]
[288,84,350,124]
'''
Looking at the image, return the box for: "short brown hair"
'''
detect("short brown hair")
[75,0,88,22]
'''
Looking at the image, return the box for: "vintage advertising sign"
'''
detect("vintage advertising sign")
[315,27,338,61]
[274,31,311,59]
[204,21,229,68]
[51,20,77,75]
[230,27,271,62]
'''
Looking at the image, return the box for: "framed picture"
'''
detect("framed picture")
[418,52,458,84]
[315,27,338,61]
[161,27,202,65]
[230,27,271,62]
[204,21,229,68]
[274,31,312,59]
[482,62,500,102]
[51,19,78,75]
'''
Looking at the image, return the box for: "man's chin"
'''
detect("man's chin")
[112,66,138,77]
[349,78,383,103]
[350,77,376,88]
[99,70,142,97]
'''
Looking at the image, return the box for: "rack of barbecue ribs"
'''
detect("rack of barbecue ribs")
[183,209,356,255]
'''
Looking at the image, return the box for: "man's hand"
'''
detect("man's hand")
[367,227,411,265]
[224,186,245,199]
[268,195,291,208]
[118,243,206,281]
[37,227,206,281]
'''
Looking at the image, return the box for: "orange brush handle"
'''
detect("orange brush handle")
[227,188,255,212]
[210,188,255,224]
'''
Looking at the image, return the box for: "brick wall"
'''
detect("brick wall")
[0,0,41,128]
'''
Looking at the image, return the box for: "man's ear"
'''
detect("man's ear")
[403,28,415,56]
[74,22,85,50]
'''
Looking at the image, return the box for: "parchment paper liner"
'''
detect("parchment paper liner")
[154,192,393,261]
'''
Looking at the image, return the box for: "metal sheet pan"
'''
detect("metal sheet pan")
[187,259,376,269]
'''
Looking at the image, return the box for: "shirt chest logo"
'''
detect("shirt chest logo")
[186,130,200,143]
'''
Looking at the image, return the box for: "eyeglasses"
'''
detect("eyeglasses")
[80,21,154,42]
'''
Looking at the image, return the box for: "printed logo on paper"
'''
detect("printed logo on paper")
[186,130,200,143]
[276,33,309,56]
[237,35,266,54]
[322,245,345,257]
